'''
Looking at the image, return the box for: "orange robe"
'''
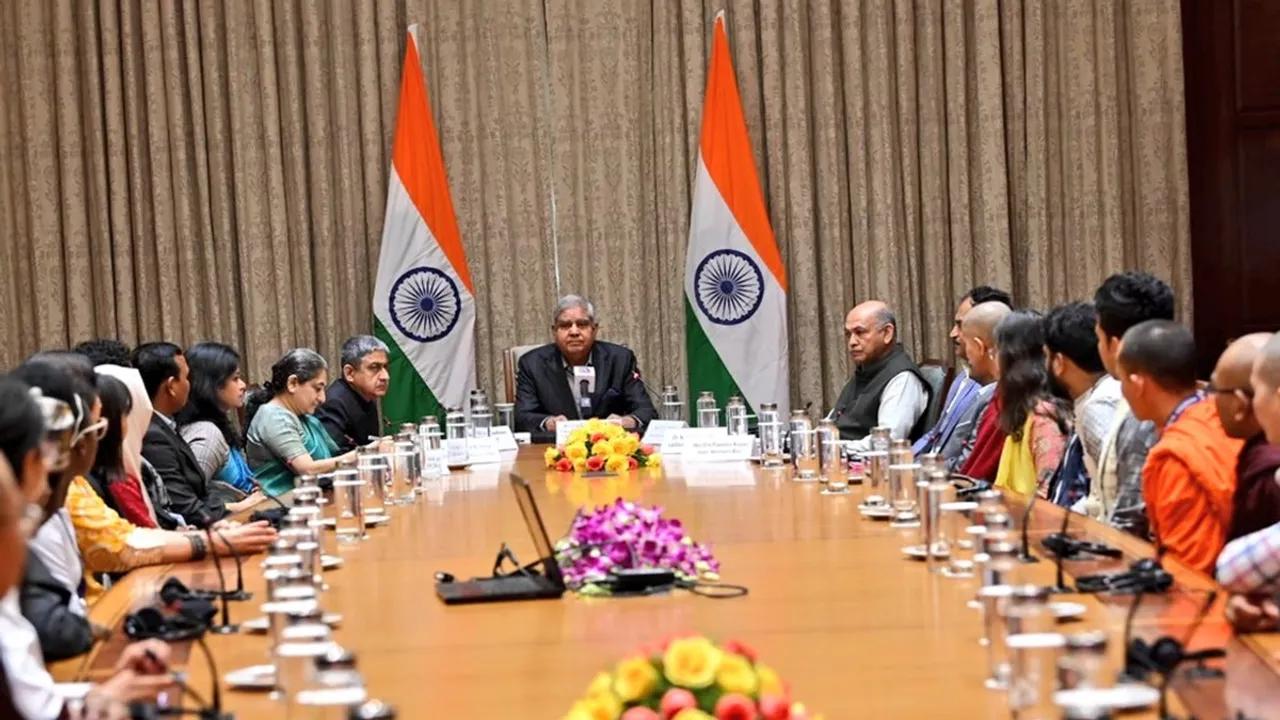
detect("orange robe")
[1142,399,1241,575]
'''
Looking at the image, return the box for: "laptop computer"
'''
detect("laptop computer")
[435,473,567,605]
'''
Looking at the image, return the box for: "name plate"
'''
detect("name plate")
[466,436,502,465]
[679,435,754,463]
[443,439,469,466]
[422,448,448,478]
[640,420,687,447]
[489,426,520,452]
[661,427,726,453]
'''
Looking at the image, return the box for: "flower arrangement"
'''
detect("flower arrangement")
[544,418,661,473]
[564,635,824,720]
[554,499,719,594]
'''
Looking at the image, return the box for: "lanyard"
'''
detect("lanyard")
[1165,391,1204,428]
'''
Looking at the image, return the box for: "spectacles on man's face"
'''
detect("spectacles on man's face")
[555,319,594,332]
[1205,382,1254,399]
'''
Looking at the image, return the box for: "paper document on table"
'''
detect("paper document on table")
[489,426,519,452]
[679,435,754,463]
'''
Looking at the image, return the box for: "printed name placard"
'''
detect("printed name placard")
[489,426,520,452]
[443,439,469,466]
[640,420,687,447]
[421,448,448,478]
[466,436,502,465]
[660,427,727,453]
[679,435,755,463]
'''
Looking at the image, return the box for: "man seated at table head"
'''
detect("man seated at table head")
[950,300,1011,475]
[832,301,931,448]
[315,335,390,452]
[514,295,656,443]
[1211,334,1280,542]
[1116,320,1239,575]
[914,285,1012,457]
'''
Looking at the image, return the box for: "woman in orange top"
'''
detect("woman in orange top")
[1116,321,1240,575]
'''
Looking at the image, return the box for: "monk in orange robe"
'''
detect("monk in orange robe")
[1116,320,1241,575]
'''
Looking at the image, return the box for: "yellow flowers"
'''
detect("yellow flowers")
[755,662,784,697]
[605,455,631,473]
[592,440,615,457]
[645,454,661,468]
[612,656,659,702]
[543,418,660,475]
[715,653,758,695]
[544,446,561,466]
[565,442,589,461]
[662,636,723,689]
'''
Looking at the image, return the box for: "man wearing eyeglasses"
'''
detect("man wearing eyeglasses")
[514,296,656,443]
[1210,334,1280,542]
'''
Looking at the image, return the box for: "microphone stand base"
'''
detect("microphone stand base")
[1041,584,1074,595]
[208,624,239,635]
[222,591,252,602]
[1017,554,1041,564]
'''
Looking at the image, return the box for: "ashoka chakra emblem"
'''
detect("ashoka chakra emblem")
[694,249,765,326]
[389,266,462,343]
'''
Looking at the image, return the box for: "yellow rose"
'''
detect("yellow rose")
[612,656,659,702]
[715,653,758,695]
[565,442,589,461]
[592,440,614,457]
[605,455,630,473]
[614,434,638,456]
[586,672,613,697]
[755,663,784,697]
[604,423,626,439]
[563,696,619,720]
[645,453,662,468]
[584,419,606,434]
[662,636,722,689]
[568,428,589,445]
[573,457,587,472]
[672,711,714,720]
[545,447,562,467]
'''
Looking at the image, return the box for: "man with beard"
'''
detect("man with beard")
[913,285,1012,456]
[317,336,391,451]
[1043,302,1123,506]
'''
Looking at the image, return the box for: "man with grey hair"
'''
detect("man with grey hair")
[515,295,656,442]
[831,300,931,447]
[316,335,390,451]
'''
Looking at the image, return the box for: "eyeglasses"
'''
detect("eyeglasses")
[71,418,109,447]
[1205,382,1254,399]
[555,320,594,331]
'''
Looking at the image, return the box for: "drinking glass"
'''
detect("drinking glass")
[888,447,920,527]
[332,474,365,544]
[790,429,819,480]
[863,427,891,506]
[275,626,335,701]
[388,448,417,506]
[695,391,719,427]
[978,584,1014,689]
[1058,631,1108,691]
[493,403,515,430]
[660,385,684,422]
[819,421,848,494]
[357,456,388,518]
[1006,584,1053,637]
[939,501,978,577]
[759,418,785,469]
[1006,632,1066,719]
[264,596,319,661]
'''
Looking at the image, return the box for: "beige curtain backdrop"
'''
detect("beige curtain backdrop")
[1,0,1188,412]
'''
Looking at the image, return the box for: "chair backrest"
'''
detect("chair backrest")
[503,344,545,403]
[917,359,956,430]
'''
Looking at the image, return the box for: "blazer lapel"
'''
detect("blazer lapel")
[588,343,610,410]
[156,415,201,474]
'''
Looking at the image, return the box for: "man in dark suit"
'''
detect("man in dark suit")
[316,335,390,452]
[134,343,241,528]
[514,296,657,443]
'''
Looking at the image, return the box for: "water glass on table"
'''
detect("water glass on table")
[939,501,978,577]
[332,472,366,544]
[1005,632,1066,719]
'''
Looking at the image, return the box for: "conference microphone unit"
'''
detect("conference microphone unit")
[203,528,238,635]
[141,647,233,720]
[574,366,595,420]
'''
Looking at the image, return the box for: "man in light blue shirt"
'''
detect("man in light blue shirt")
[914,285,1012,457]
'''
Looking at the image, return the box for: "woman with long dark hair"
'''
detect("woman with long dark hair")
[86,376,161,528]
[176,343,262,506]
[245,349,356,495]
[992,310,1071,498]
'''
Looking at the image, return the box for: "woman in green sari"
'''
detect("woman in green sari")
[244,349,357,495]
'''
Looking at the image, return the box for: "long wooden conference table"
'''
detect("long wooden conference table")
[52,447,1280,717]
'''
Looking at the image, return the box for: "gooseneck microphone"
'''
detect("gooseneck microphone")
[1018,492,1040,564]
[248,478,289,512]
[203,528,238,635]
[193,636,233,719]
[211,528,251,602]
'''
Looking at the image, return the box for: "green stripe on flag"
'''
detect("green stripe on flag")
[684,299,752,413]
[374,318,444,427]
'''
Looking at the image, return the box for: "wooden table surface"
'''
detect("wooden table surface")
[51,447,1280,718]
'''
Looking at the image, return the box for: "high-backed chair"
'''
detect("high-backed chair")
[503,344,544,403]
[917,359,956,431]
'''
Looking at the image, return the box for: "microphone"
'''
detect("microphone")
[574,366,595,419]
[192,636,232,719]
[141,646,232,720]
[1119,584,1150,683]
[203,528,238,635]
[211,528,250,602]
[1018,492,1040,564]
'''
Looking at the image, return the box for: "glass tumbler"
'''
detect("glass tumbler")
[978,584,1015,689]
[1058,630,1108,691]
[357,455,388,518]
[332,471,366,544]
[1006,632,1066,719]
[939,501,978,577]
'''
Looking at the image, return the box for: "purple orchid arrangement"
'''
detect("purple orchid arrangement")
[553,499,721,594]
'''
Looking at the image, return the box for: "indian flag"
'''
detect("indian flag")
[685,13,789,416]
[373,26,476,426]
